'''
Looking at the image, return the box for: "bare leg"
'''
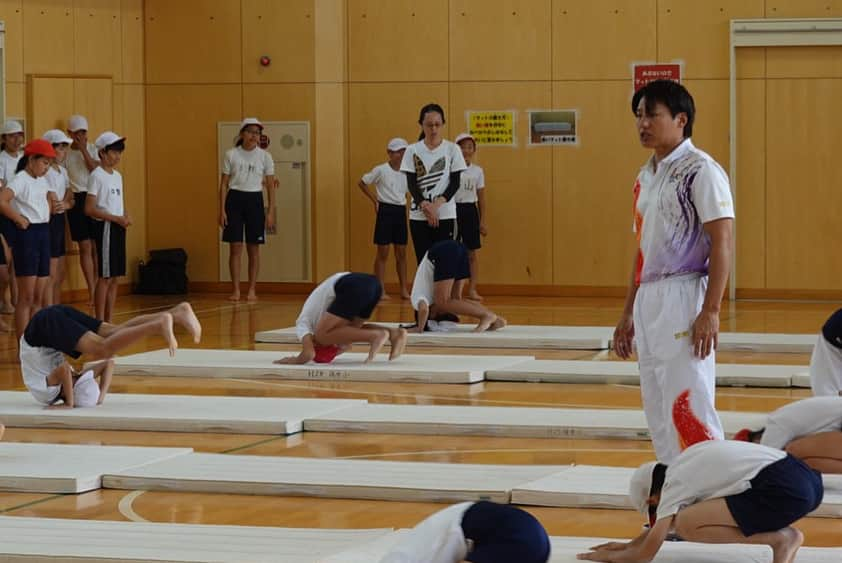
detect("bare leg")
[467,249,483,300]
[168,302,202,343]
[9,259,17,307]
[14,276,37,337]
[432,279,497,331]
[94,277,109,320]
[374,245,390,299]
[394,245,410,299]
[674,498,803,563]
[104,278,119,322]
[246,243,259,302]
[0,422,4,440]
[314,312,388,362]
[785,432,842,474]
[53,255,66,305]
[360,322,407,360]
[79,312,177,359]
[44,258,58,306]
[228,242,243,301]
[0,260,12,313]
[77,239,97,307]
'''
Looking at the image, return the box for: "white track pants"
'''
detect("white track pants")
[634,274,724,464]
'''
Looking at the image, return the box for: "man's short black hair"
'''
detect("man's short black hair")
[631,80,695,138]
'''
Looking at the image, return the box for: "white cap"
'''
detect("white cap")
[239,117,263,131]
[1,120,23,135]
[73,370,100,408]
[42,129,73,145]
[386,137,408,152]
[629,461,659,514]
[67,115,89,132]
[94,131,126,150]
[454,132,475,145]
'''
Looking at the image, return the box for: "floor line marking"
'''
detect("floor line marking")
[118,490,148,522]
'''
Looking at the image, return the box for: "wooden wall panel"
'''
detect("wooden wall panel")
[6,83,25,119]
[27,76,75,135]
[144,0,241,84]
[449,0,551,81]
[552,0,657,80]
[121,0,144,84]
[658,0,765,79]
[348,0,448,82]
[73,0,122,80]
[347,82,449,278]
[242,0,315,83]
[766,46,842,79]
[0,0,24,83]
[766,79,842,290]
[766,0,842,17]
[113,85,146,280]
[145,85,242,282]
[450,82,554,285]
[242,84,316,123]
[22,0,75,75]
[73,77,114,134]
[551,81,648,286]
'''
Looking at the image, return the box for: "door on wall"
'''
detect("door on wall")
[217,121,311,282]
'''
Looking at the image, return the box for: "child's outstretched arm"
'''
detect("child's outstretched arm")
[46,363,74,408]
[94,359,114,405]
[274,334,316,365]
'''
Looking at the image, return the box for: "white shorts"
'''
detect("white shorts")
[810,334,842,396]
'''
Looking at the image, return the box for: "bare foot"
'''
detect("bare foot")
[227,293,240,302]
[0,318,10,332]
[366,330,389,363]
[489,317,507,331]
[170,302,202,343]
[0,303,13,314]
[246,292,258,303]
[400,291,411,300]
[380,293,392,301]
[388,327,408,360]
[160,313,178,356]
[474,313,497,332]
[770,527,803,563]
[467,292,484,301]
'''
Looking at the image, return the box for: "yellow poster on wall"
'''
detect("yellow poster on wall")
[467,110,516,146]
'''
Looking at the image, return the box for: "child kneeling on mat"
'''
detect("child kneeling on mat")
[20,302,201,408]
[380,501,550,563]
[578,440,823,563]
[275,272,407,365]
[410,240,505,333]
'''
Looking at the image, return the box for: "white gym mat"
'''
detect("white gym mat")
[0,443,192,493]
[486,359,806,388]
[255,324,612,350]
[102,454,569,503]
[791,371,812,388]
[105,348,533,384]
[511,465,842,518]
[0,516,393,563]
[325,532,842,563]
[303,404,767,440]
[717,331,818,354]
[0,391,363,435]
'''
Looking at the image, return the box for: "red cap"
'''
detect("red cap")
[733,428,752,442]
[23,139,57,158]
[313,344,341,364]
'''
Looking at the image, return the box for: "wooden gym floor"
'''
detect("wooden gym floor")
[0,293,839,546]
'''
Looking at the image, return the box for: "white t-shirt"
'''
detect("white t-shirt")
[400,140,467,221]
[7,171,51,224]
[379,502,472,563]
[810,334,842,397]
[295,272,349,340]
[0,150,21,185]
[87,167,124,219]
[761,397,842,450]
[454,163,485,204]
[410,255,435,311]
[361,163,408,206]
[45,165,71,211]
[656,440,786,521]
[65,143,98,193]
[633,139,734,285]
[19,335,64,405]
[223,146,275,193]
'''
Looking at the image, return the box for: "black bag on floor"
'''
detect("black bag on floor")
[135,248,188,295]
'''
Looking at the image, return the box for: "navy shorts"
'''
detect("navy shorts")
[222,190,265,245]
[428,240,470,282]
[67,192,95,241]
[93,220,126,278]
[23,304,102,359]
[461,502,550,563]
[326,273,382,321]
[13,223,50,277]
[373,203,408,246]
[456,202,481,250]
[0,215,16,251]
[49,213,67,258]
[725,454,823,536]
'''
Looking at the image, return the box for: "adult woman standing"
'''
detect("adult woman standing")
[218,118,276,302]
[401,104,466,264]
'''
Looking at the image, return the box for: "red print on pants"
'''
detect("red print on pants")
[672,389,715,450]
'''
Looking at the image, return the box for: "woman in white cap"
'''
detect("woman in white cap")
[734,395,842,474]
[84,131,129,322]
[42,130,74,306]
[218,118,276,302]
[0,119,25,315]
[578,440,822,563]
[65,115,100,308]
[454,132,487,301]
[809,308,842,396]
[357,137,410,300]
[401,104,467,265]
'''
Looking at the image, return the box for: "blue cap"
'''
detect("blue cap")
[462,502,551,563]
[822,309,842,350]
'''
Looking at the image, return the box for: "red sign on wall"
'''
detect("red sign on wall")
[633,63,682,92]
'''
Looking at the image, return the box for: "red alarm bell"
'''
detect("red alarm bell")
[260,55,271,67]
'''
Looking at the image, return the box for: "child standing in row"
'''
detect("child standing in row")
[42,129,74,306]
[0,119,24,319]
[454,133,487,301]
[358,137,410,300]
